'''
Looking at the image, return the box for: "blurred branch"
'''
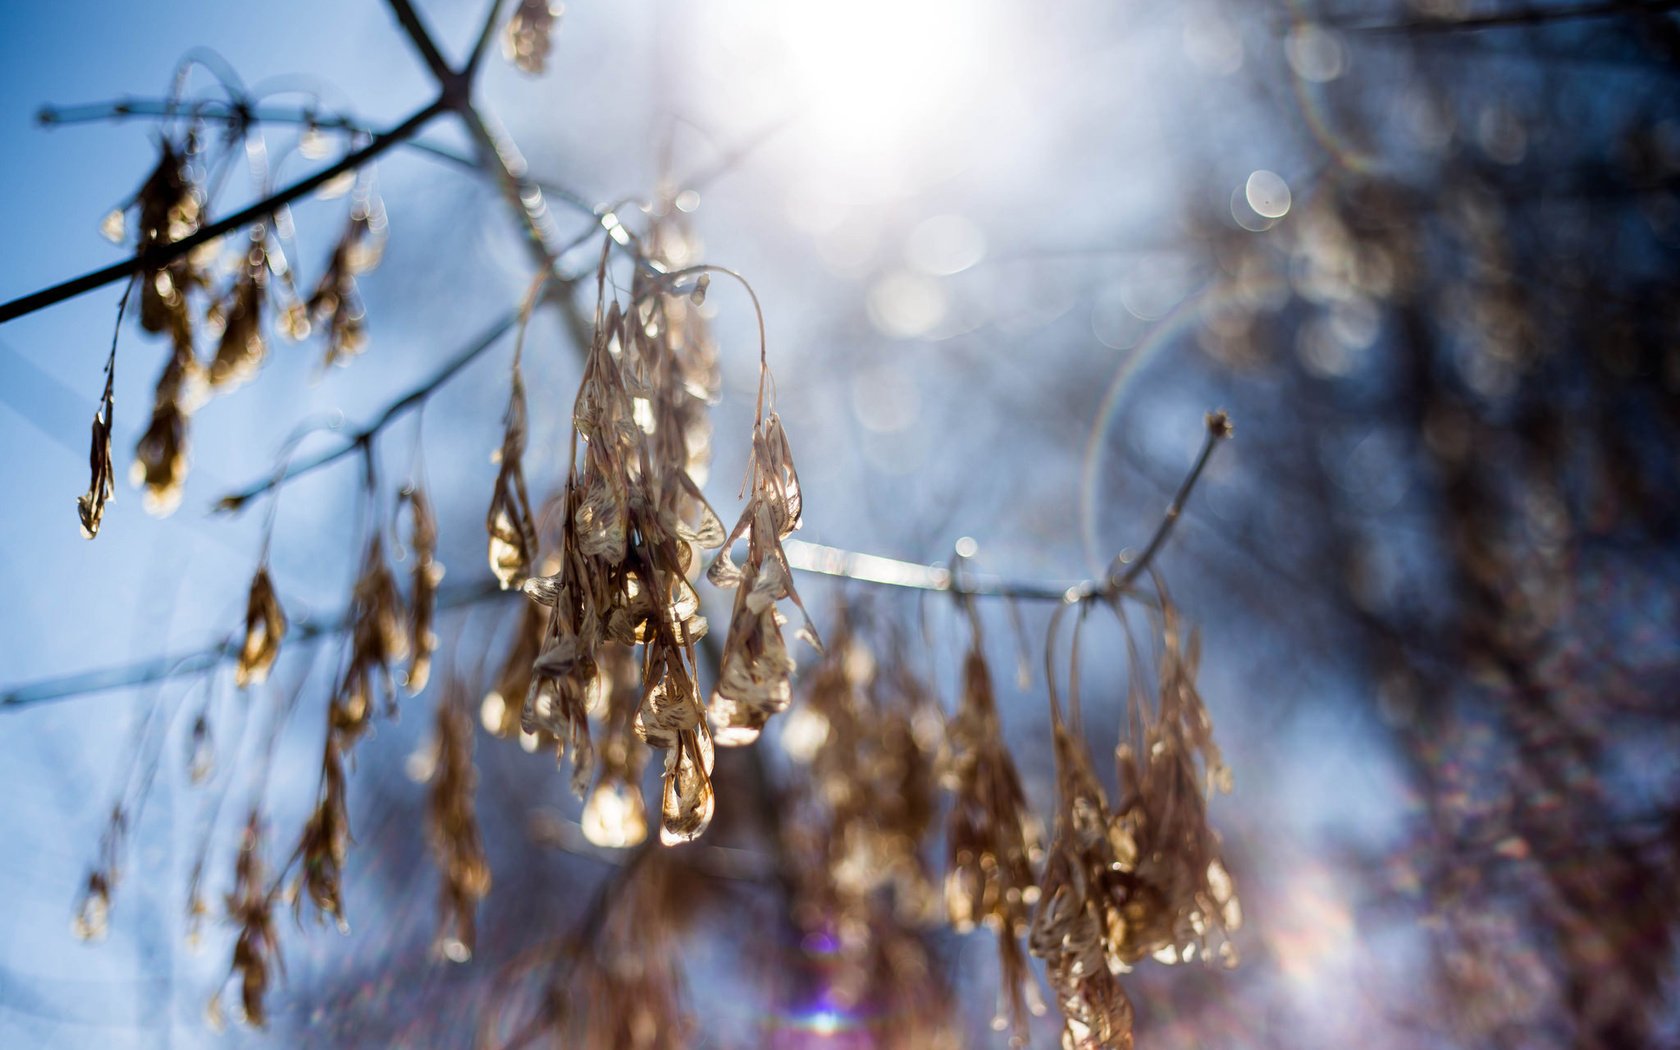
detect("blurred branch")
[1334,0,1680,34]
[463,0,511,82]
[0,97,448,324]
[213,308,520,513]
[384,0,458,89]
[37,96,598,216]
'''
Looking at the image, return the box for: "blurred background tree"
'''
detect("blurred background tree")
[0,1,1676,1047]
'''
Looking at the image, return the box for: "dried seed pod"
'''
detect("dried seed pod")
[307,199,383,369]
[505,0,563,74]
[206,232,271,390]
[426,678,490,962]
[1030,612,1137,1050]
[71,869,113,942]
[334,532,408,734]
[524,630,597,796]
[770,610,960,1048]
[942,620,1044,1042]
[294,736,351,931]
[211,810,282,1029]
[129,138,202,335]
[236,566,286,688]
[484,597,547,738]
[1107,584,1240,969]
[401,484,444,694]
[486,368,537,589]
[77,363,116,539]
[658,726,715,845]
[131,317,198,517]
[707,415,822,746]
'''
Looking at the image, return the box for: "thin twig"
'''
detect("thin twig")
[0,97,447,324]
[1106,410,1230,594]
[214,308,520,512]
[38,96,602,213]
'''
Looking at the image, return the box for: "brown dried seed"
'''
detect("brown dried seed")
[77,366,116,539]
[216,809,282,1029]
[426,679,490,962]
[504,0,562,74]
[487,369,538,589]
[294,737,351,931]
[207,236,270,390]
[401,484,443,694]
[658,726,715,845]
[131,319,198,517]
[308,201,383,369]
[236,566,286,688]
[942,625,1044,1043]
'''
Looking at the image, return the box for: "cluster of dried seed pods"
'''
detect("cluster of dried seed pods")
[779,611,960,1049]
[80,130,384,537]
[1026,582,1241,1050]
[207,811,282,1030]
[942,603,1047,1043]
[485,224,817,847]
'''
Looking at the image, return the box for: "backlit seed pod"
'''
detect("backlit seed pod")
[236,566,286,688]
[426,679,490,962]
[486,368,537,589]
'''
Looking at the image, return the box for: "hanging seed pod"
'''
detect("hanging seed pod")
[308,198,384,369]
[486,367,537,589]
[707,415,822,746]
[426,678,490,962]
[206,230,271,390]
[942,613,1044,1043]
[401,484,443,694]
[235,566,286,688]
[293,736,351,932]
[210,810,282,1029]
[505,0,563,74]
[129,138,202,335]
[131,316,199,517]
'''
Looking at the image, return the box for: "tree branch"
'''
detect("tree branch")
[214,308,520,513]
[0,97,448,325]
[1336,0,1680,34]
[37,96,610,234]
[384,0,458,88]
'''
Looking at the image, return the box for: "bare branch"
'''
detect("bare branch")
[384,0,458,88]
[214,308,521,513]
[0,97,447,324]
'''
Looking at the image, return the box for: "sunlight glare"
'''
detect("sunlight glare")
[774,0,983,157]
